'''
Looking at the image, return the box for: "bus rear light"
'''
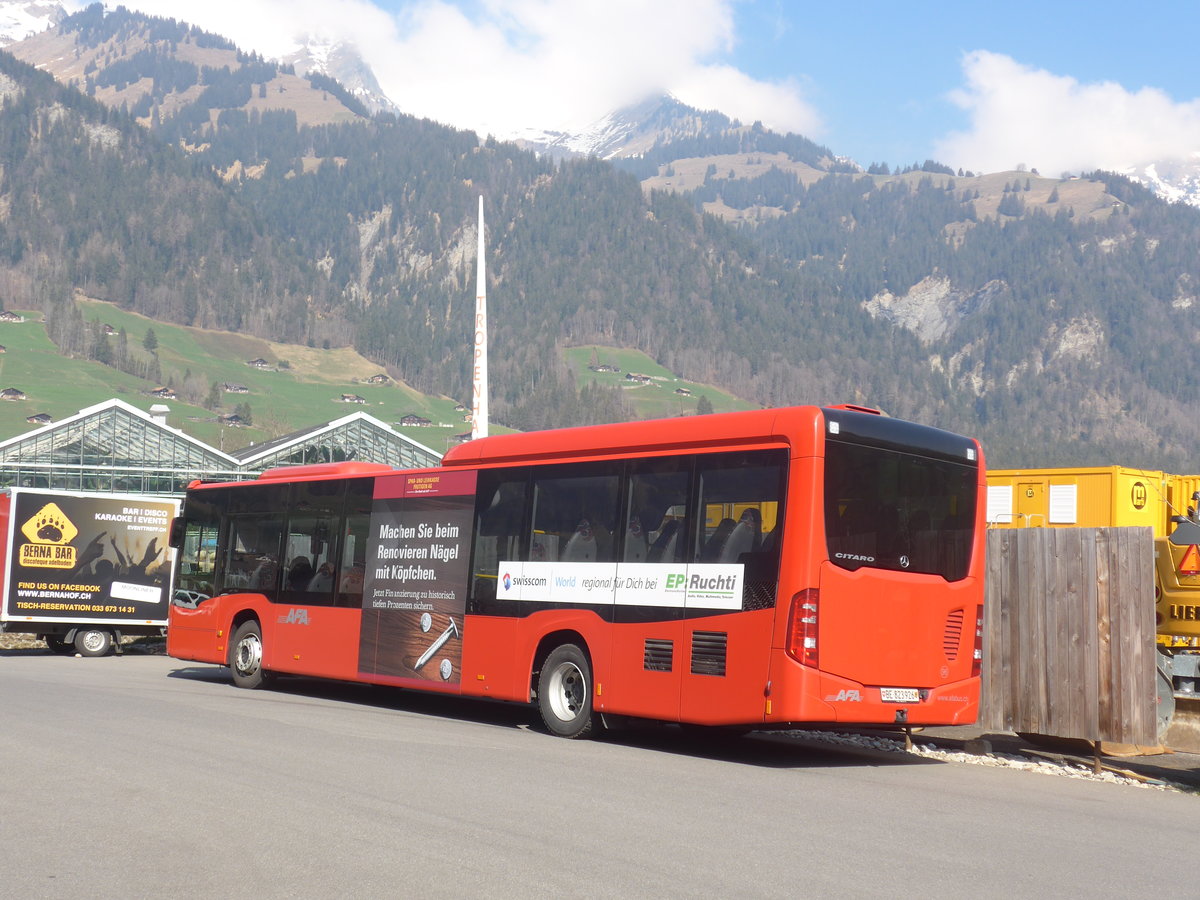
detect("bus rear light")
[971,611,984,677]
[787,588,819,667]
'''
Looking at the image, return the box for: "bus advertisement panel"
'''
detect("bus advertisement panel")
[358,468,476,685]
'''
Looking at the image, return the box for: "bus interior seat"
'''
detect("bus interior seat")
[562,516,610,561]
[719,512,760,563]
[702,518,736,562]
[646,519,679,563]
[624,508,654,562]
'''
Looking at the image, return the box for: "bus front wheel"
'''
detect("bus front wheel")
[537,643,594,739]
[229,621,271,689]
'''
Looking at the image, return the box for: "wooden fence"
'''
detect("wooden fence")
[980,526,1157,746]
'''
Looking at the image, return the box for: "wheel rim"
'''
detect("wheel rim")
[547,660,586,722]
[234,633,262,676]
[80,631,106,653]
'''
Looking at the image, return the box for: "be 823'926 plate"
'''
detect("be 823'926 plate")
[879,687,920,703]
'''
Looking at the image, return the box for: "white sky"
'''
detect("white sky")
[935,51,1200,176]
[58,0,1200,173]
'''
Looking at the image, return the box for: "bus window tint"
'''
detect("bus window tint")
[336,480,373,608]
[824,442,976,581]
[626,458,690,564]
[471,470,529,600]
[531,464,621,563]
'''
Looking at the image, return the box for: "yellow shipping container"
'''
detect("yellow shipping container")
[985,466,1174,534]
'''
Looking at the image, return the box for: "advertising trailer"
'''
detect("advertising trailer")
[0,488,179,656]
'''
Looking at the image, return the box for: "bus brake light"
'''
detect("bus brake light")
[971,610,984,677]
[787,588,820,667]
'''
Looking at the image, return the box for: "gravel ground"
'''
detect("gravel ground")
[784,729,1194,794]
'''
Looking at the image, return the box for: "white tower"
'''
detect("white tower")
[471,195,489,440]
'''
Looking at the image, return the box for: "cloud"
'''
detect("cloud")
[67,0,821,139]
[935,51,1200,175]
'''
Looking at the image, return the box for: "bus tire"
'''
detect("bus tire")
[229,621,271,689]
[537,643,593,739]
[74,628,113,657]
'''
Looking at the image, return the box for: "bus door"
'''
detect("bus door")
[267,480,371,679]
[679,450,785,725]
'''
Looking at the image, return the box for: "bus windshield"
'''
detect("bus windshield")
[824,423,977,582]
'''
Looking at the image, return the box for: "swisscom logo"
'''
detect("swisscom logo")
[501,572,548,592]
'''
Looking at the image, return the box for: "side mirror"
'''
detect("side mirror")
[168,517,187,549]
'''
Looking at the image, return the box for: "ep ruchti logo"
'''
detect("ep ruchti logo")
[667,572,738,591]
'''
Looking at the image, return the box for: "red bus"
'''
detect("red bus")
[167,405,985,738]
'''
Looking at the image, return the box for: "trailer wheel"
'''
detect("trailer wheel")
[536,643,593,739]
[229,621,271,689]
[74,628,114,657]
[44,635,72,654]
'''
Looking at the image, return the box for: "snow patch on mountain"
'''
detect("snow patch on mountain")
[0,0,64,46]
[1123,155,1200,209]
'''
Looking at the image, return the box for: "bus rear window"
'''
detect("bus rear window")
[824,442,976,581]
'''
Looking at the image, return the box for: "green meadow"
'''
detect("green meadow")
[0,305,752,457]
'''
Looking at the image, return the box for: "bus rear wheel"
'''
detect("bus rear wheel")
[74,628,113,657]
[537,643,593,739]
[229,621,271,689]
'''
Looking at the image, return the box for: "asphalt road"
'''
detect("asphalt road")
[1,651,1194,899]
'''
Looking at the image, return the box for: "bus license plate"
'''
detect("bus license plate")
[880,687,920,703]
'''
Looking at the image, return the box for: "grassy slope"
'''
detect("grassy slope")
[0,306,742,457]
[563,346,755,418]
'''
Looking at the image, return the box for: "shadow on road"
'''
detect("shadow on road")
[165,661,938,771]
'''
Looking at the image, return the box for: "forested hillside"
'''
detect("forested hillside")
[4,5,1200,469]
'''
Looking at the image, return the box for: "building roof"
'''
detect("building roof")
[230,409,440,470]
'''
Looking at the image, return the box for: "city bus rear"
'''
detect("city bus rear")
[769,408,985,727]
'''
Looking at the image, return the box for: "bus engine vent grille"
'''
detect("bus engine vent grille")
[943,609,964,661]
[743,581,776,611]
[690,631,728,677]
[643,639,674,672]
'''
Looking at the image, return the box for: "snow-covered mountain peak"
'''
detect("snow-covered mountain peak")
[279,33,396,116]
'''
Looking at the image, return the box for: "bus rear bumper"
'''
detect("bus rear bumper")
[766,653,979,727]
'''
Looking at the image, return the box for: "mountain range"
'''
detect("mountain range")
[2,2,1200,472]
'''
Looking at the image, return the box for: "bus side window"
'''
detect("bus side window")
[225,516,284,600]
[471,471,529,601]
[694,450,787,608]
[627,458,690,565]
[531,464,620,564]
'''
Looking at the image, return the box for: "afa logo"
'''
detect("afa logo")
[502,572,512,591]
[278,608,309,625]
[824,689,862,702]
